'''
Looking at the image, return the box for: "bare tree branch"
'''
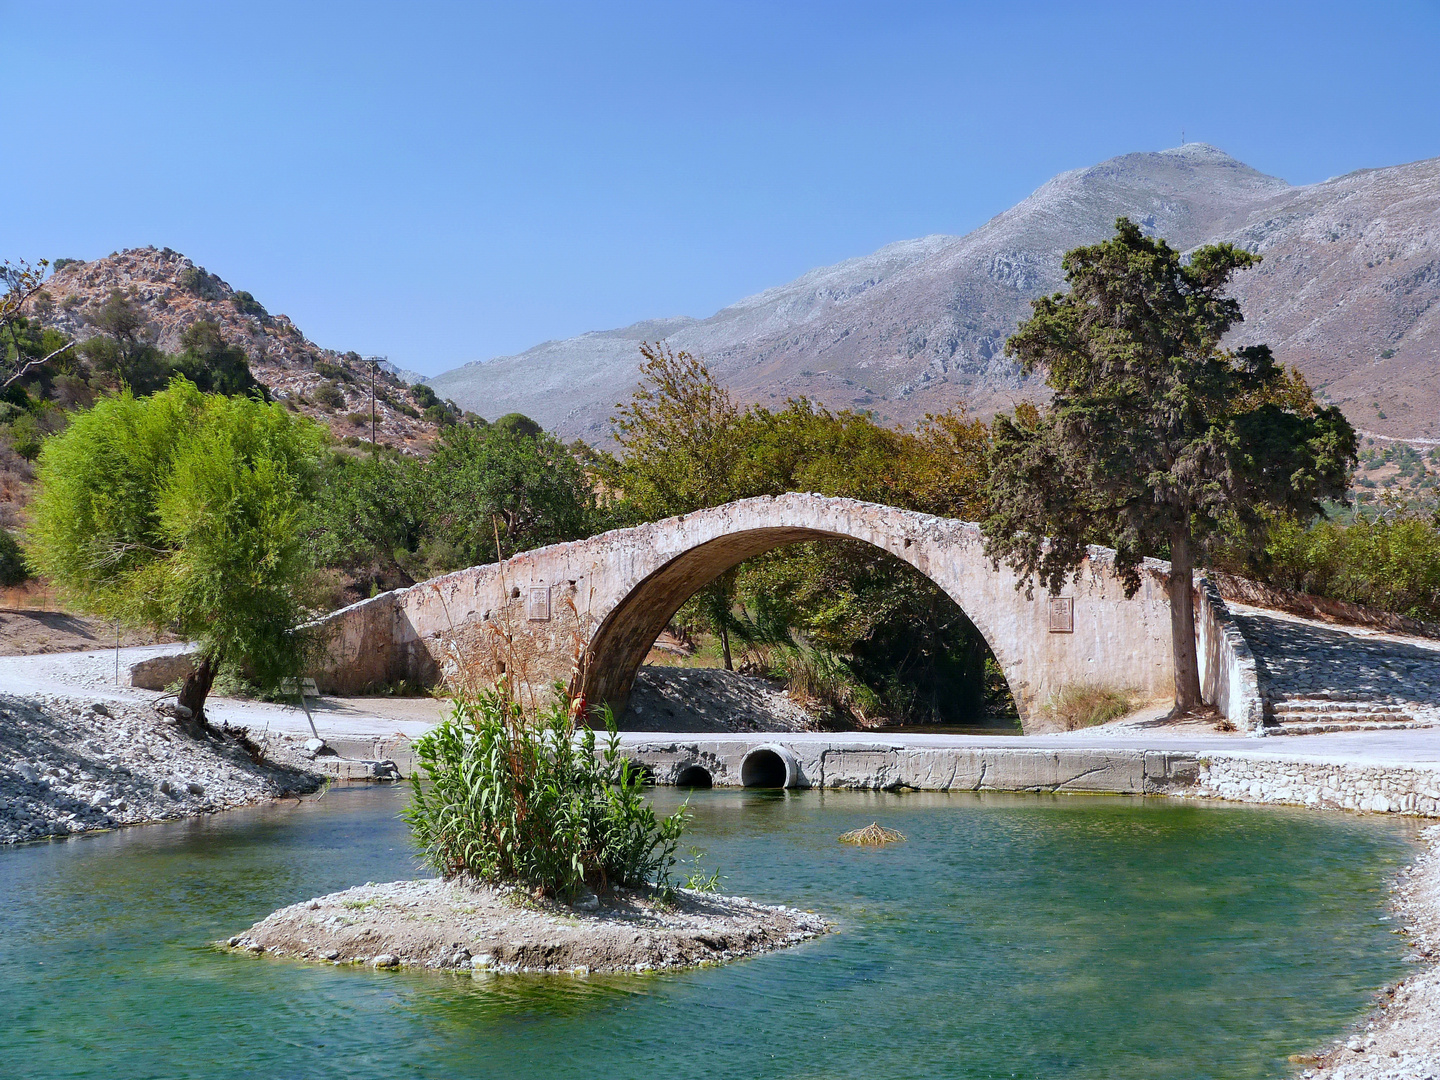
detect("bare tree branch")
[1,339,75,390]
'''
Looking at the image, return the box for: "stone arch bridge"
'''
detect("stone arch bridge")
[310,494,1251,734]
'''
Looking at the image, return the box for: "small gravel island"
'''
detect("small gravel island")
[225,687,830,975]
[226,878,829,974]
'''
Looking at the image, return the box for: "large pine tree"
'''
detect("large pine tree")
[983,218,1356,711]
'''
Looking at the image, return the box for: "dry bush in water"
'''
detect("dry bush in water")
[839,823,906,846]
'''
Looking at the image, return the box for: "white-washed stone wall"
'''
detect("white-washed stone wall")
[1195,576,1266,735]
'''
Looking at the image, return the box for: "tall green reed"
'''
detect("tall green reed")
[403,680,686,899]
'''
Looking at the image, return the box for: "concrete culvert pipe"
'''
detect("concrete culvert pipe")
[740,744,800,789]
[625,760,656,786]
[675,764,713,789]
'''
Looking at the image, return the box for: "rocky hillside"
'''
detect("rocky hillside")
[32,247,437,451]
[428,144,1440,443]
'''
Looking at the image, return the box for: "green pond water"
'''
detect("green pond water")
[0,786,1419,1079]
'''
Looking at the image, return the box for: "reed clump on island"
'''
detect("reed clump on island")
[403,679,686,900]
[225,678,831,973]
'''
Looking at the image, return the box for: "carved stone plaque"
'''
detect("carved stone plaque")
[526,585,551,621]
[1048,595,1074,633]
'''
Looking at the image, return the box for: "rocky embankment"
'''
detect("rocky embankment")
[622,666,826,733]
[226,878,829,974]
[1301,824,1440,1080]
[0,693,323,845]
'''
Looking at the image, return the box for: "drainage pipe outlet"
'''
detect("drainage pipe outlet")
[740,744,802,789]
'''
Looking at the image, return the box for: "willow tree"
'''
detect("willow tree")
[983,218,1355,711]
[28,379,326,728]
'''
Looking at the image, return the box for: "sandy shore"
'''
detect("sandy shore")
[225,877,830,974]
[1298,824,1440,1079]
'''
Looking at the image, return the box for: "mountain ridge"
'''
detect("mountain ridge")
[428,144,1440,442]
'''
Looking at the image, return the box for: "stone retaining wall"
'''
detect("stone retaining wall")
[1195,754,1440,816]
[610,736,1440,819]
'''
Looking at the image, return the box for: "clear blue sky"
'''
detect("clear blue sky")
[4,1,1438,376]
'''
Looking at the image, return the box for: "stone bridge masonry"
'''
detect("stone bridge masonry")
[307,494,1230,734]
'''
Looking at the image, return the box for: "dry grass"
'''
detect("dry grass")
[1045,684,1137,731]
[839,822,906,846]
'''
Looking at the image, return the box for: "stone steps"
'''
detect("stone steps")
[1271,700,1408,714]
[1260,694,1433,735]
[1264,720,1427,737]
[1261,695,1427,735]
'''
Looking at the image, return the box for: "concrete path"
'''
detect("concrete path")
[0,644,444,742]
[3,643,1438,771]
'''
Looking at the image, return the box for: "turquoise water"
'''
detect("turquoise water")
[0,786,1417,1079]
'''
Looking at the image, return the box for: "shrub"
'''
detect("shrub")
[388,397,420,419]
[0,528,28,586]
[410,383,439,409]
[177,266,225,300]
[346,411,369,428]
[5,413,43,461]
[312,381,346,409]
[403,685,686,899]
[1045,684,1135,730]
[313,360,355,383]
[1262,512,1440,621]
[231,290,266,318]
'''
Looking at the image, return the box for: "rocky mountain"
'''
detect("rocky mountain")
[31,248,438,451]
[427,144,1440,442]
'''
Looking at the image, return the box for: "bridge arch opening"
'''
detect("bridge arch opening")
[580,525,1018,728]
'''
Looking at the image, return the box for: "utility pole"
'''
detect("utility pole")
[360,355,389,458]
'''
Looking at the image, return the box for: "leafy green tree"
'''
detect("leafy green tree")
[2,259,75,390]
[608,343,743,520]
[79,290,170,392]
[28,379,327,727]
[3,315,78,400]
[310,450,425,585]
[983,219,1356,711]
[171,320,268,398]
[423,421,596,569]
